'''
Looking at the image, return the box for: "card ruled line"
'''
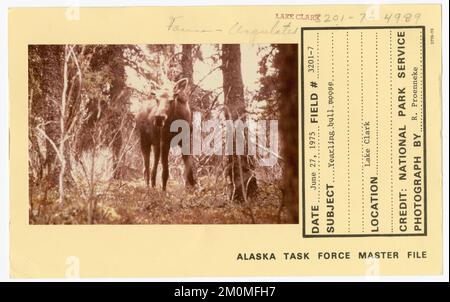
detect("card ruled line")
[389,30,394,233]
[331,32,335,184]
[360,31,365,233]
[316,32,321,206]
[316,32,320,79]
[375,32,379,175]
[346,31,351,233]
[419,30,423,133]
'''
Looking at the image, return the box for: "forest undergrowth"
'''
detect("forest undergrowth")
[30,175,289,224]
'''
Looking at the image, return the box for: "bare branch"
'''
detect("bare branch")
[35,126,62,163]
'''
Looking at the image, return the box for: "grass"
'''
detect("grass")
[29,175,289,224]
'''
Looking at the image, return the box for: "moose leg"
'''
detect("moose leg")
[161,143,170,191]
[142,146,150,187]
[140,131,151,188]
[151,142,160,188]
[182,155,196,187]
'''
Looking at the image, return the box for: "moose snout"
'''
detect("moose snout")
[154,115,167,128]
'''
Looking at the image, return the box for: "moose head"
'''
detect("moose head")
[151,78,190,129]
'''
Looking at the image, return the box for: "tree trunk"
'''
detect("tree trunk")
[109,46,126,180]
[221,44,257,201]
[181,45,194,84]
[58,45,70,204]
[276,44,299,223]
[180,44,198,185]
[38,45,64,188]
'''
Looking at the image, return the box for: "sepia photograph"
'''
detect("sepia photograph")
[4,1,446,283]
[28,44,298,224]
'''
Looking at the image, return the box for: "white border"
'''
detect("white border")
[0,0,448,282]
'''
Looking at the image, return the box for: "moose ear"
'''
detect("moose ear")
[174,77,189,92]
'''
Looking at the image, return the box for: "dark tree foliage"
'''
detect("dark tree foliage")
[77,45,132,179]
[273,44,299,223]
[255,46,280,120]
[28,45,64,202]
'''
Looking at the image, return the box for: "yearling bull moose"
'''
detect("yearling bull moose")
[136,78,196,191]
